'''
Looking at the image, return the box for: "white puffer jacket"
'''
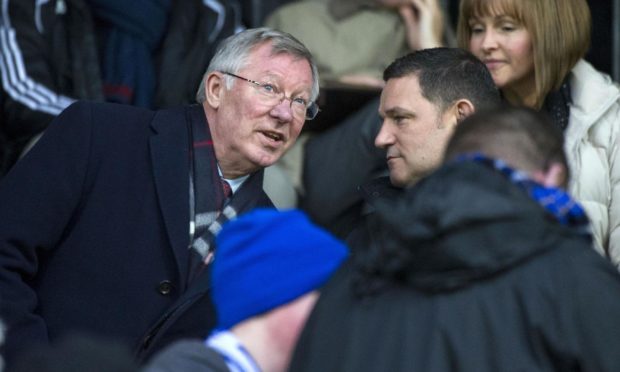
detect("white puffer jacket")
[566,60,620,267]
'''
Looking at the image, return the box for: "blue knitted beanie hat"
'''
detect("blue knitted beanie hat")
[212,208,348,329]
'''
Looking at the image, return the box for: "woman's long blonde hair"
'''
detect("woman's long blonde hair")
[457,0,591,108]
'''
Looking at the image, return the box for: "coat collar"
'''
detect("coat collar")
[566,59,620,145]
[149,106,196,288]
[569,59,620,122]
[368,162,587,292]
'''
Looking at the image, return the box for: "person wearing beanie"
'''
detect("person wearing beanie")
[142,208,348,372]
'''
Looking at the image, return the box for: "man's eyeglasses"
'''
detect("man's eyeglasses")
[222,72,319,120]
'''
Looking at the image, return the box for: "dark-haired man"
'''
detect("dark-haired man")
[343,47,500,243]
[375,47,499,187]
[303,48,500,239]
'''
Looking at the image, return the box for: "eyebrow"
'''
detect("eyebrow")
[261,73,312,99]
[384,107,415,117]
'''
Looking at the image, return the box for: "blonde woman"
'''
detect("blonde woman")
[458,0,620,267]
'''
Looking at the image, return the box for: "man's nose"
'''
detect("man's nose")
[270,98,295,122]
[374,122,394,149]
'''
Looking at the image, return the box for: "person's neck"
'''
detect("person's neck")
[502,79,538,108]
[218,161,255,180]
[232,320,287,372]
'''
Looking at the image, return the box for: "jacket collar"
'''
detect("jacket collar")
[149,106,195,288]
[369,162,589,292]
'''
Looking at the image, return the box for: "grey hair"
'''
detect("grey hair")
[196,27,320,104]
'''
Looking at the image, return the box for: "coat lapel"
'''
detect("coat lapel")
[149,107,191,289]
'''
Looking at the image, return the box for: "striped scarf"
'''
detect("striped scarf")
[456,153,590,232]
[206,330,260,372]
[187,106,265,280]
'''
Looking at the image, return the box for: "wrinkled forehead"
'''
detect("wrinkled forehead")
[244,43,316,96]
[464,0,524,21]
[244,44,309,75]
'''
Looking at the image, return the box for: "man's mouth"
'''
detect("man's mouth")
[261,131,284,142]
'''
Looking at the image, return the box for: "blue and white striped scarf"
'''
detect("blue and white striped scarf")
[457,154,590,231]
[206,330,261,372]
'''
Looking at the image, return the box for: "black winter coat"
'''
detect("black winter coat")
[290,162,620,372]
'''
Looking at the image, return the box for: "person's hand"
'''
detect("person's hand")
[398,0,444,50]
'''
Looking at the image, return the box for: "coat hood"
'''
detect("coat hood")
[369,161,586,292]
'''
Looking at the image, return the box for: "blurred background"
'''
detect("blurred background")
[242,0,619,80]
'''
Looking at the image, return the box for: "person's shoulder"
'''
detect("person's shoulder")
[68,101,198,126]
[150,104,203,127]
[570,60,620,110]
[563,239,620,279]
[359,176,397,201]
[530,234,620,291]
[50,102,190,146]
[57,101,156,123]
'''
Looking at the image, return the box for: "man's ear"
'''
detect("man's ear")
[455,99,475,123]
[205,72,225,109]
[443,99,475,128]
[531,162,568,189]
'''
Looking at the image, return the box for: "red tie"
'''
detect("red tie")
[221,179,232,199]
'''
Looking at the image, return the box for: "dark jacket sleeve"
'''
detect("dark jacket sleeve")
[0,0,76,141]
[300,98,387,237]
[0,102,92,362]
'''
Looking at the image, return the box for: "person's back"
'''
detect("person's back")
[0,0,104,177]
[289,107,620,371]
[293,238,618,371]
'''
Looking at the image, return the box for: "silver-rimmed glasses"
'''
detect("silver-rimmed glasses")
[222,72,319,120]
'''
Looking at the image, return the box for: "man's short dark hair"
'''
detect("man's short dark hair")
[444,106,568,179]
[383,48,500,112]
